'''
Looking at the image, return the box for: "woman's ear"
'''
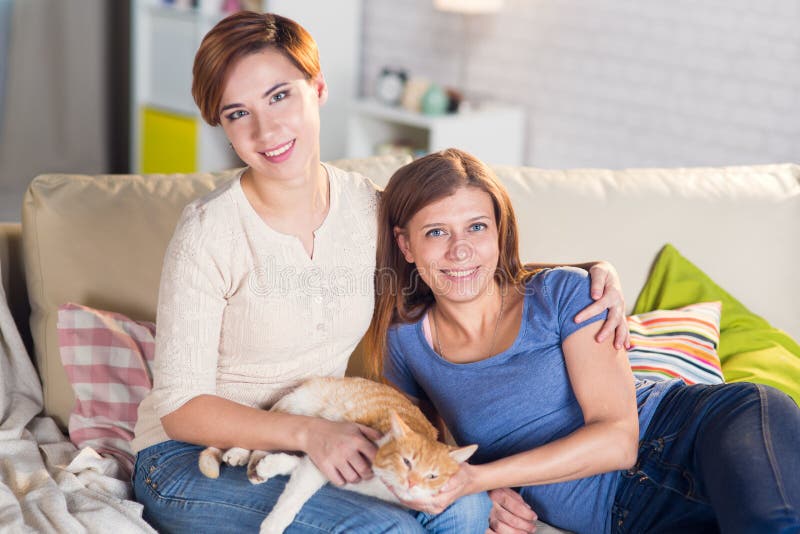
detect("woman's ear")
[393,226,414,263]
[313,72,328,106]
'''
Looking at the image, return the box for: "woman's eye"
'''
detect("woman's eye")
[225,109,248,121]
[402,457,412,469]
[270,90,288,104]
[470,223,487,232]
[426,229,445,238]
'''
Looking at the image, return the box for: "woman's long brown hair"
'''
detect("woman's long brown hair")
[364,148,538,379]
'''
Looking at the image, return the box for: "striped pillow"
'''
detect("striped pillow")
[627,301,723,385]
[57,303,156,477]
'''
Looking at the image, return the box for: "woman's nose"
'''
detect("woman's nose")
[448,239,474,262]
[252,112,276,142]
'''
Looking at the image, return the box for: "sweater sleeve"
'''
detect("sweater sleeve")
[149,205,228,419]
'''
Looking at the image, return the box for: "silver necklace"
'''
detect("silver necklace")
[433,291,505,360]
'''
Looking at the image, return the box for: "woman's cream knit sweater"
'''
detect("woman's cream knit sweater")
[133,165,379,452]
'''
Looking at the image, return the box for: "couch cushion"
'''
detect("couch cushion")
[626,301,723,385]
[57,302,156,475]
[633,244,800,405]
[492,163,800,342]
[22,155,410,427]
[23,171,233,428]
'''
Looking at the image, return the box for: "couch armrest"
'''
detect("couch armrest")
[0,222,33,358]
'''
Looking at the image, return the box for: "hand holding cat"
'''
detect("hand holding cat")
[301,418,382,486]
[394,462,475,514]
[574,260,631,350]
[486,488,537,534]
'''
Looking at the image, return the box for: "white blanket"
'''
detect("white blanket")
[0,266,155,533]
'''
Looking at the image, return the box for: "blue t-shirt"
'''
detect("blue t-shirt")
[385,267,680,534]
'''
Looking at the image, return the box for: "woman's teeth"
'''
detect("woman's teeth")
[443,268,477,277]
[263,140,294,157]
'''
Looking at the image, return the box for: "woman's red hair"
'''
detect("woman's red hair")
[191,11,320,126]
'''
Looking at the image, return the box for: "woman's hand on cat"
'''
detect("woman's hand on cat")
[574,261,631,350]
[301,419,382,486]
[395,463,474,514]
[486,488,537,533]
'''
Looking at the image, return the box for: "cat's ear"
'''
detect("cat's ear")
[389,410,412,438]
[449,444,478,463]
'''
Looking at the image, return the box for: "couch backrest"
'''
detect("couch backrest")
[22,156,800,427]
[497,164,799,338]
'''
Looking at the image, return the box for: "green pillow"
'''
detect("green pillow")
[633,244,800,405]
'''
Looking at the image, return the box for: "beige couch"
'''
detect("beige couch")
[6,155,798,429]
[0,156,798,532]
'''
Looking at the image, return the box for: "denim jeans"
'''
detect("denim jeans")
[132,440,491,533]
[612,382,800,534]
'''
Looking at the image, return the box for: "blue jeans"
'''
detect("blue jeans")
[132,440,491,533]
[612,383,800,533]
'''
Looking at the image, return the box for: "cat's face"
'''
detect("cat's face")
[372,413,476,501]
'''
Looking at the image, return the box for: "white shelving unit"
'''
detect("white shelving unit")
[130,0,232,173]
[346,99,526,166]
[130,0,361,173]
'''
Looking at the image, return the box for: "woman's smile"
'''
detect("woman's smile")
[261,139,296,162]
[440,267,479,278]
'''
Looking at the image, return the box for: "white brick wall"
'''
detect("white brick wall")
[361,0,800,168]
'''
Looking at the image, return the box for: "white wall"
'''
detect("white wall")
[361,0,800,169]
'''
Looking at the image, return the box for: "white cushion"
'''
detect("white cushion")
[491,163,800,340]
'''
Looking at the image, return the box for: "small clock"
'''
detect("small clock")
[375,68,407,106]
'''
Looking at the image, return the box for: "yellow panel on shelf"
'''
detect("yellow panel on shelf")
[141,107,197,173]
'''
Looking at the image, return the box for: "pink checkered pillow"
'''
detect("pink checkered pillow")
[57,303,156,475]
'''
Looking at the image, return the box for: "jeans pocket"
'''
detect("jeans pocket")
[637,435,706,503]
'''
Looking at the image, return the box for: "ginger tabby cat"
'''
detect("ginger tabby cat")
[198,376,477,534]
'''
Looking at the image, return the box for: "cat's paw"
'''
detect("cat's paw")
[247,450,269,484]
[249,453,299,484]
[198,447,223,479]
[222,447,251,466]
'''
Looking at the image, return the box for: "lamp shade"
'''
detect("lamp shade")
[433,0,503,14]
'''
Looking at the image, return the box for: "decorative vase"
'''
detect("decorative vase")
[421,84,449,116]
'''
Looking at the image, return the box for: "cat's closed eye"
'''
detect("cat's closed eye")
[426,473,438,480]
[402,457,412,469]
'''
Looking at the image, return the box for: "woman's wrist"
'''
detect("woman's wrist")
[262,411,315,453]
[285,414,314,453]
[463,462,492,495]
